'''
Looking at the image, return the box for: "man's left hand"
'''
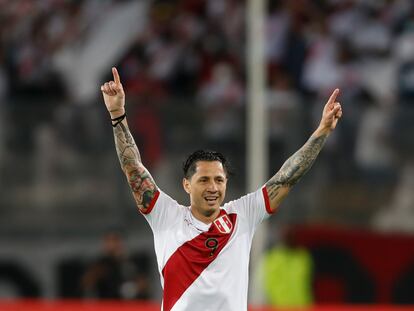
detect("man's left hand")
[318,88,342,134]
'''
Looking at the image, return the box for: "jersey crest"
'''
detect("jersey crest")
[213,214,233,234]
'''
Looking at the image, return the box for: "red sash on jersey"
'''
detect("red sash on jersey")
[161,210,237,311]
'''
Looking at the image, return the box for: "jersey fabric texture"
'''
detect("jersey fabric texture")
[142,186,273,311]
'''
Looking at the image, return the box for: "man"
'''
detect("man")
[81,231,151,299]
[101,67,342,311]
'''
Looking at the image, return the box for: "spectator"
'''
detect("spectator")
[261,226,313,307]
[81,231,151,300]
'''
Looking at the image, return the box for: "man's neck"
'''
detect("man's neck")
[190,207,220,225]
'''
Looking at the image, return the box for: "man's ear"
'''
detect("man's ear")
[183,178,191,194]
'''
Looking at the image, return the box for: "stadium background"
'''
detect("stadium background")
[0,0,414,309]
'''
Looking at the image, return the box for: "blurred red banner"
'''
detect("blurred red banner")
[0,300,413,311]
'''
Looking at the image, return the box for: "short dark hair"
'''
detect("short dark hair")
[183,150,231,179]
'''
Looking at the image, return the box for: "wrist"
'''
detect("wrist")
[313,125,331,138]
[109,108,125,119]
[111,112,126,127]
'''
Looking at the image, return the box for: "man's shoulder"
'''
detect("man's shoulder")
[153,190,189,216]
[222,189,261,209]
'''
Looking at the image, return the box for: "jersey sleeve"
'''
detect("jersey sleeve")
[140,190,183,234]
[223,186,274,232]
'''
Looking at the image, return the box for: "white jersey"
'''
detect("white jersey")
[142,186,273,311]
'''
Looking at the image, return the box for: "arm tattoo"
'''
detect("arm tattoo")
[266,134,328,201]
[113,122,158,211]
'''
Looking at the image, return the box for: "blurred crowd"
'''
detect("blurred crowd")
[1,0,414,258]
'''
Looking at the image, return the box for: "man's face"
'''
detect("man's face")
[183,161,227,221]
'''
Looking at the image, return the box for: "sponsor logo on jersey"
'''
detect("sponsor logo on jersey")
[213,214,233,234]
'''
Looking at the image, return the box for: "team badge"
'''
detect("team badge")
[213,215,233,234]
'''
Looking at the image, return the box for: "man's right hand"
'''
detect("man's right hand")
[101,67,125,119]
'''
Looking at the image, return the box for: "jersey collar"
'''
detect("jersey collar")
[187,208,212,232]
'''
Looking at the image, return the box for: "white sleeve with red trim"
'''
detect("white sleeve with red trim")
[222,186,273,233]
[141,190,185,233]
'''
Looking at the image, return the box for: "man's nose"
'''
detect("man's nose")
[206,181,218,191]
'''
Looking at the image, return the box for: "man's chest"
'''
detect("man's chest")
[160,210,255,266]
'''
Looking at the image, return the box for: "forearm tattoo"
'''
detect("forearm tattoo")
[266,134,328,202]
[113,122,158,211]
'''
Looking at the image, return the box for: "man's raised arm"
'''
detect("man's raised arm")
[101,67,158,213]
[265,89,343,212]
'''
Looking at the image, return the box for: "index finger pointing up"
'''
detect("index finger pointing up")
[112,67,121,85]
[327,88,340,105]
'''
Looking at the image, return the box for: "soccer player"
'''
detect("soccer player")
[101,67,342,311]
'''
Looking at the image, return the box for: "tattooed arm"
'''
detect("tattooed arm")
[101,67,158,213]
[113,120,158,212]
[265,89,343,212]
